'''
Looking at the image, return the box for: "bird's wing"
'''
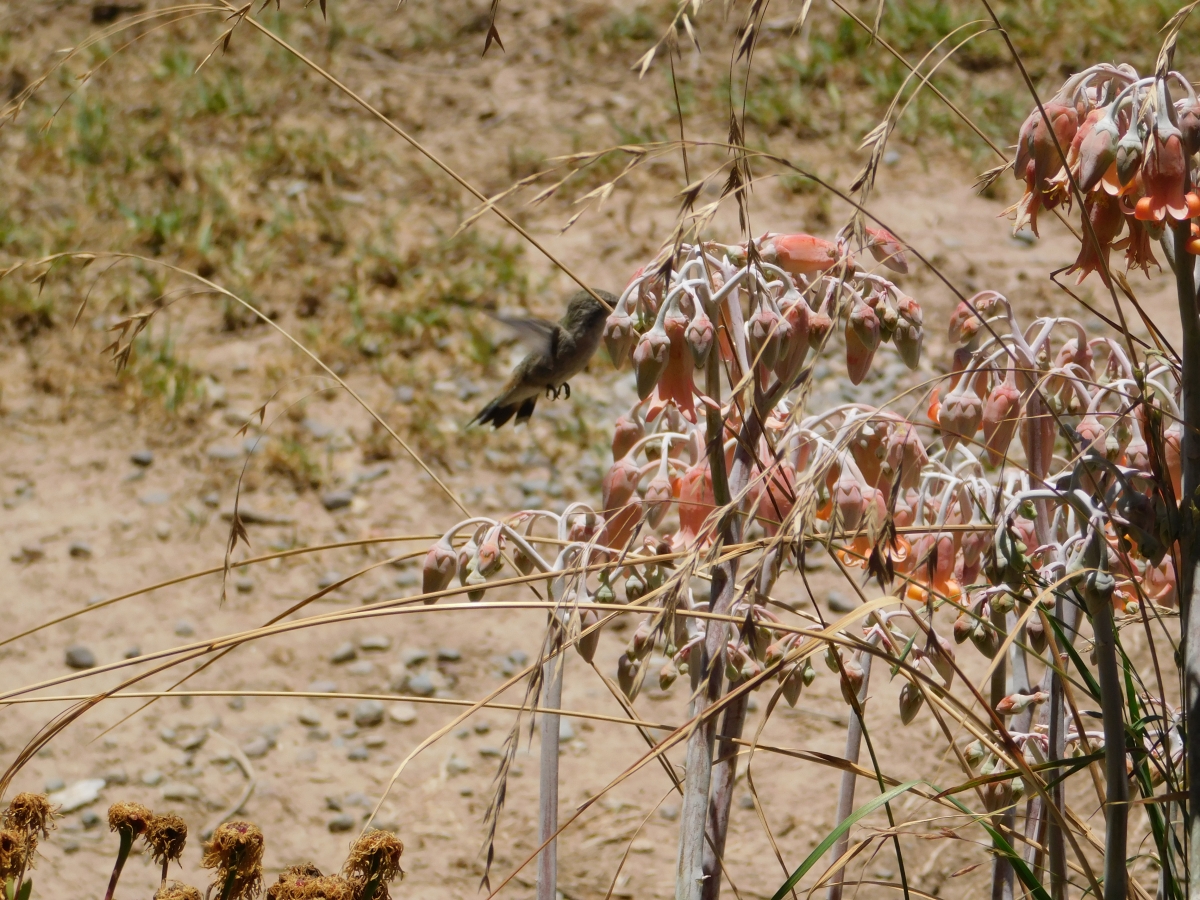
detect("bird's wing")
[486,311,560,358]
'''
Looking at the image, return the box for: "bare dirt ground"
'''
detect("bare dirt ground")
[0,1,1184,898]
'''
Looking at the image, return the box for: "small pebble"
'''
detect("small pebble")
[180,730,208,751]
[446,755,471,775]
[241,736,271,759]
[154,522,172,541]
[141,770,164,787]
[44,777,65,793]
[659,805,679,821]
[405,672,436,697]
[68,541,93,559]
[331,642,357,664]
[393,385,415,405]
[175,620,195,637]
[162,783,201,801]
[318,571,344,590]
[394,571,419,588]
[235,578,254,594]
[827,591,856,613]
[437,647,462,662]
[347,746,370,762]
[202,492,220,507]
[80,810,101,829]
[738,794,756,810]
[388,703,418,725]
[321,490,354,512]
[325,796,343,811]
[298,707,323,727]
[478,746,502,759]
[631,840,655,854]
[103,770,128,786]
[459,786,474,797]
[228,697,246,711]
[364,734,386,749]
[401,647,429,666]
[454,728,471,739]
[353,700,386,728]
[206,445,242,462]
[139,491,170,506]
[62,839,81,854]
[10,545,44,563]
[296,748,318,764]
[308,680,338,694]
[359,635,391,651]
[65,646,96,670]
[328,813,356,832]
[307,728,331,741]
[347,660,375,676]
[131,450,155,467]
[123,646,141,659]
[160,727,177,744]
[473,720,491,735]
[340,727,359,740]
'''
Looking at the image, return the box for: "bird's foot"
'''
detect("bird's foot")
[545,385,556,400]
[561,383,571,400]
[545,383,571,400]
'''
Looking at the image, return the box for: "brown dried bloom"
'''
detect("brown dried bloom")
[266,873,352,900]
[202,821,265,900]
[3,793,56,840]
[155,882,203,900]
[108,801,153,838]
[342,830,404,900]
[0,829,26,879]
[145,814,188,867]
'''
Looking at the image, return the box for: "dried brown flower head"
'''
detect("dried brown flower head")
[3,793,56,840]
[266,873,352,900]
[145,813,188,867]
[154,882,203,900]
[342,830,404,900]
[0,828,26,879]
[280,864,324,880]
[202,821,265,900]
[108,801,153,838]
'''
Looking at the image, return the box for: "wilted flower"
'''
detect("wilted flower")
[3,793,55,841]
[156,883,203,900]
[202,821,265,900]
[421,535,457,601]
[146,813,188,885]
[104,802,154,900]
[0,829,25,880]
[343,830,405,900]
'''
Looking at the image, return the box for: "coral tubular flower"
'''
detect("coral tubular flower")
[645,308,697,423]
[844,296,881,385]
[865,227,909,274]
[1137,112,1188,221]
[760,232,842,276]
[1068,189,1125,285]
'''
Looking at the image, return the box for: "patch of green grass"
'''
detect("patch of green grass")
[130,327,201,412]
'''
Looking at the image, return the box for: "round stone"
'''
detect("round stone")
[65,646,96,669]
[353,700,385,728]
[328,813,356,832]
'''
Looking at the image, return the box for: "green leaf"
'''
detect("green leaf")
[5,876,15,900]
[769,780,922,900]
[16,878,31,900]
[889,632,917,678]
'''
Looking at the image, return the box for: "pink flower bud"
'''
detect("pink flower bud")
[685,307,715,368]
[939,385,983,450]
[422,536,457,602]
[761,233,841,276]
[658,658,679,690]
[603,310,637,368]
[995,689,1048,717]
[1181,102,1200,155]
[833,473,865,531]
[893,294,924,369]
[839,656,864,705]
[577,608,601,662]
[845,297,881,385]
[780,664,804,707]
[952,612,973,644]
[865,227,909,274]
[747,306,782,370]
[773,297,812,385]
[617,652,640,700]
[612,408,645,460]
[898,680,923,724]
[981,377,1021,466]
[476,525,505,576]
[602,455,642,513]
[1077,111,1120,192]
[928,633,955,686]
[632,322,671,400]
[643,470,674,529]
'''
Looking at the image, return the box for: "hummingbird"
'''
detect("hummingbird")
[470,288,616,428]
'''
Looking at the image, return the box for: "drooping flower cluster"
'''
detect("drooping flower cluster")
[1009,65,1200,283]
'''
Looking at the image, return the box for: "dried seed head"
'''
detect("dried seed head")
[267,869,352,900]
[145,813,188,867]
[0,828,26,878]
[202,821,265,900]
[345,835,405,897]
[108,801,153,838]
[3,793,56,840]
[280,864,324,880]
[155,882,203,900]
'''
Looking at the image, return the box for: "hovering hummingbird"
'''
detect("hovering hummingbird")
[470,288,616,428]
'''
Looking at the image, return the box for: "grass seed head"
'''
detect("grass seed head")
[155,882,203,900]
[145,813,188,867]
[203,820,265,900]
[108,801,153,838]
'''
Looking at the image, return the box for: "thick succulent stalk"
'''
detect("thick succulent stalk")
[103,830,135,900]
[1091,597,1128,900]
[700,680,749,900]
[674,332,755,900]
[537,644,565,900]
[1045,596,1079,900]
[1173,220,1200,899]
[988,607,1013,900]
[826,637,877,900]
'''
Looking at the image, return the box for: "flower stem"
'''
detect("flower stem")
[103,831,134,900]
[536,639,564,900]
[1091,598,1128,900]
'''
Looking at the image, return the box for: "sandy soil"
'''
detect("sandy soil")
[0,1,1183,899]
